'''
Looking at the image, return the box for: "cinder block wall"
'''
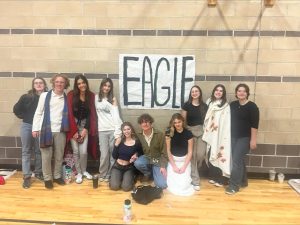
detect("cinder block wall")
[0,0,299,174]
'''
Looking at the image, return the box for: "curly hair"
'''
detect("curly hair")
[50,74,70,89]
[137,113,154,124]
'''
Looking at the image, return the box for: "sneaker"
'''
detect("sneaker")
[214,182,223,187]
[22,177,31,189]
[208,180,216,184]
[53,178,66,186]
[44,180,53,189]
[75,174,83,184]
[193,185,201,191]
[104,177,110,182]
[225,187,237,195]
[83,171,93,180]
[99,177,105,182]
[35,173,44,181]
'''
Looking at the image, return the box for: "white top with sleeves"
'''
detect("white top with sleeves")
[95,95,122,138]
[32,90,65,132]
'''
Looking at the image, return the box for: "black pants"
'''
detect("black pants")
[207,150,227,185]
[228,137,250,191]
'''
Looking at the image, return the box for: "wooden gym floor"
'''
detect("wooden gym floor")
[0,172,299,225]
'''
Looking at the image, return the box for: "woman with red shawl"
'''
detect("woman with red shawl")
[67,75,97,184]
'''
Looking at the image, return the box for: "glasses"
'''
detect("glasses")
[141,121,151,124]
[34,81,44,85]
[55,81,65,84]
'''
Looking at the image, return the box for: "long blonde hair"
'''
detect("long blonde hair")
[167,113,185,138]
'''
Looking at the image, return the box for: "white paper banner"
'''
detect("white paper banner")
[119,54,195,109]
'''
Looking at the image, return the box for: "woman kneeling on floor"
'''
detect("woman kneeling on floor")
[166,113,194,196]
[109,122,143,191]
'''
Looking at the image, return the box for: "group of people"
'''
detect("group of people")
[177,84,259,195]
[13,73,259,196]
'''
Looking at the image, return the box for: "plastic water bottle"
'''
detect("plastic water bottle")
[62,163,72,184]
[123,199,132,223]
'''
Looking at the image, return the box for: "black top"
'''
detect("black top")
[73,99,90,130]
[13,94,40,124]
[230,100,259,138]
[170,129,193,157]
[182,102,208,126]
[112,141,143,161]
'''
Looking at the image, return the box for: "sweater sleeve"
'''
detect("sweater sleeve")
[32,92,46,132]
[13,94,26,119]
[250,102,259,129]
[112,105,122,138]
[135,140,144,156]
[159,132,168,168]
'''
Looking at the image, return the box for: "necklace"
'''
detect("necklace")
[238,100,248,108]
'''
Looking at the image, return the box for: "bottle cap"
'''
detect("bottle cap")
[124,199,131,205]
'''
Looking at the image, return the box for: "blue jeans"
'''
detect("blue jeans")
[228,137,250,191]
[134,155,167,189]
[20,122,42,178]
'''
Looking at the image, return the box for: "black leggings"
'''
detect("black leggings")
[207,150,227,185]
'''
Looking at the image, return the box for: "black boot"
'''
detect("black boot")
[53,178,66,185]
[23,177,31,189]
[45,180,53,189]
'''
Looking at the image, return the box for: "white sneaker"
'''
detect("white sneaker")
[83,171,93,180]
[75,174,83,184]
[209,180,216,184]
[214,182,223,187]
[193,185,201,191]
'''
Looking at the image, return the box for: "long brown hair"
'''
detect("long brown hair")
[98,78,114,104]
[185,85,207,122]
[121,122,137,142]
[187,85,203,104]
[72,74,91,111]
[210,84,227,107]
[28,77,48,96]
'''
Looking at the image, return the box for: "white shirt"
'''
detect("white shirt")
[143,128,154,147]
[32,90,65,132]
[95,95,122,138]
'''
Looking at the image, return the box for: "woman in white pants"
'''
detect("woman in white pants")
[166,113,194,196]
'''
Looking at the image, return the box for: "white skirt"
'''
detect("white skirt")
[167,155,194,196]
